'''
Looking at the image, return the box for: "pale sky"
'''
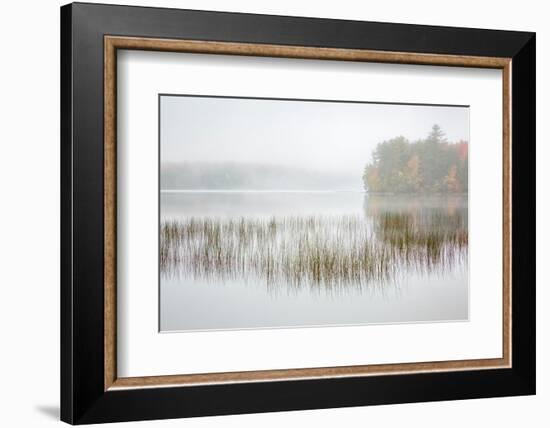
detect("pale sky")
[160,95,469,176]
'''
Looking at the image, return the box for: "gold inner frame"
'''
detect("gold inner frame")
[104,35,512,391]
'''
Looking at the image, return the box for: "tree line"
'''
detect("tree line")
[363,125,468,193]
[161,162,358,191]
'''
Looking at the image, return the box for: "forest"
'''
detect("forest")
[161,162,358,191]
[363,125,468,193]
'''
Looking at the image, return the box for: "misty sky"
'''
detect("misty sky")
[160,95,469,178]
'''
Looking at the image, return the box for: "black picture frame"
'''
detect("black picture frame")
[61,2,535,424]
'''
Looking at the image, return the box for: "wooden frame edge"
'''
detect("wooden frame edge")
[110,357,508,390]
[105,35,510,68]
[104,37,117,390]
[502,61,512,369]
[103,35,512,391]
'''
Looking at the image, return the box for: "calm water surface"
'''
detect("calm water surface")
[160,192,468,331]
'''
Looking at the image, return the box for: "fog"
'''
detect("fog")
[159,95,470,330]
[160,95,469,187]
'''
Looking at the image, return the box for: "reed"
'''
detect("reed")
[161,212,467,290]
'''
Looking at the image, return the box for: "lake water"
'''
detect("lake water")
[160,191,468,332]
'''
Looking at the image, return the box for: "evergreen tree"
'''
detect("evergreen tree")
[363,125,467,193]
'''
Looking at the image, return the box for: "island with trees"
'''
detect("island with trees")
[363,125,468,193]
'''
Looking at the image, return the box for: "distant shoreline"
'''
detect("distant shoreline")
[160,189,365,193]
[160,189,467,195]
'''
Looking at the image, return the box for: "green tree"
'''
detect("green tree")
[362,125,468,193]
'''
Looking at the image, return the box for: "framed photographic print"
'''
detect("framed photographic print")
[60,2,536,424]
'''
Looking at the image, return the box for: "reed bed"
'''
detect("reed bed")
[161,212,467,291]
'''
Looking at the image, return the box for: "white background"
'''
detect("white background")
[118,51,502,377]
[0,0,546,427]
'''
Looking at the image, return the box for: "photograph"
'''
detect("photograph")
[159,95,470,332]
[55,2,536,425]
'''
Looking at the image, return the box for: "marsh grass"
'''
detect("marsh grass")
[161,212,467,291]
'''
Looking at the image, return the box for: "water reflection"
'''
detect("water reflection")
[161,193,467,293]
[366,195,468,274]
